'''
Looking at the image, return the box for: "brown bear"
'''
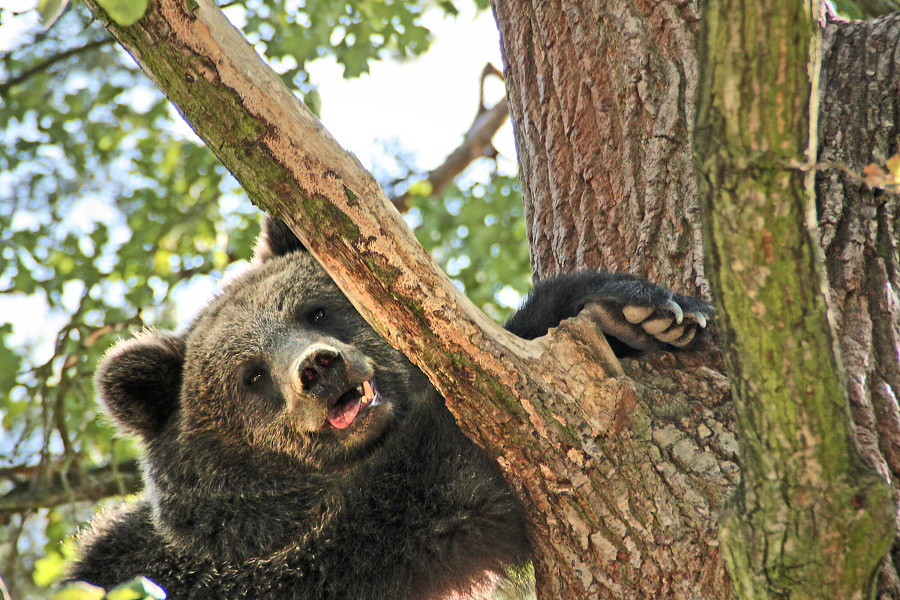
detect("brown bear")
[66,216,710,599]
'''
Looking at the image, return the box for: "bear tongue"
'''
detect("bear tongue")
[326,382,377,430]
[327,397,361,430]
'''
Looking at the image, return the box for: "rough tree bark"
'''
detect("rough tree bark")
[493,0,900,597]
[79,0,900,597]
[817,12,900,596]
[492,0,706,292]
[490,5,739,596]
[695,0,894,596]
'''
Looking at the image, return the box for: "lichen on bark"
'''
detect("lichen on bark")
[695,0,896,597]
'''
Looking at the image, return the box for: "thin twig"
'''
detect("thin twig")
[0,37,114,98]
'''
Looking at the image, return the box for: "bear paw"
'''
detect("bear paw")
[585,295,711,351]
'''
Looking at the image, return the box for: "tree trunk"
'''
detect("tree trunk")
[491,0,706,293]
[494,0,900,596]
[695,0,894,595]
[817,12,900,596]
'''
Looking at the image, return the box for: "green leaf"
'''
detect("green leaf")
[105,577,167,600]
[438,1,460,16]
[886,153,900,181]
[33,551,68,587]
[0,324,21,391]
[38,0,69,28]
[406,179,433,197]
[49,582,106,600]
[96,0,149,26]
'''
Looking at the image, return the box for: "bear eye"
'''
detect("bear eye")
[308,308,327,325]
[242,367,269,390]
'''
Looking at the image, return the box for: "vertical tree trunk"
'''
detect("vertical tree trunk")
[492,0,900,596]
[490,1,734,597]
[694,0,894,595]
[491,0,706,292]
[817,13,900,595]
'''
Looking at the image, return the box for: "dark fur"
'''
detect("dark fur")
[67,216,710,599]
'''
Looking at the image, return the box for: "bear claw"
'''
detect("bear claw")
[615,294,710,350]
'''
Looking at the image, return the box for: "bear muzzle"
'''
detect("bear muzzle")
[290,342,383,430]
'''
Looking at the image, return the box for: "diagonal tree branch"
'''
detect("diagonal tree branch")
[0,461,141,519]
[393,64,510,212]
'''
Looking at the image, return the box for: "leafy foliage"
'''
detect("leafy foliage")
[258,0,431,79]
[51,577,166,600]
[408,176,531,322]
[0,1,528,598]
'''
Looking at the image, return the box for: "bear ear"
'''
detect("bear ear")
[252,215,306,264]
[94,330,185,443]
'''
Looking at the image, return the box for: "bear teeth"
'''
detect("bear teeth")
[361,380,376,407]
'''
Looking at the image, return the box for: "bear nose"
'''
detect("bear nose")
[293,343,342,393]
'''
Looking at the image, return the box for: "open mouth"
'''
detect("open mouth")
[326,380,383,430]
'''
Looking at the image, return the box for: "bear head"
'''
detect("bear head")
[92,217,433,559]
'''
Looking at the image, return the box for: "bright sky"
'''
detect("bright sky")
[306,5,515,171]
